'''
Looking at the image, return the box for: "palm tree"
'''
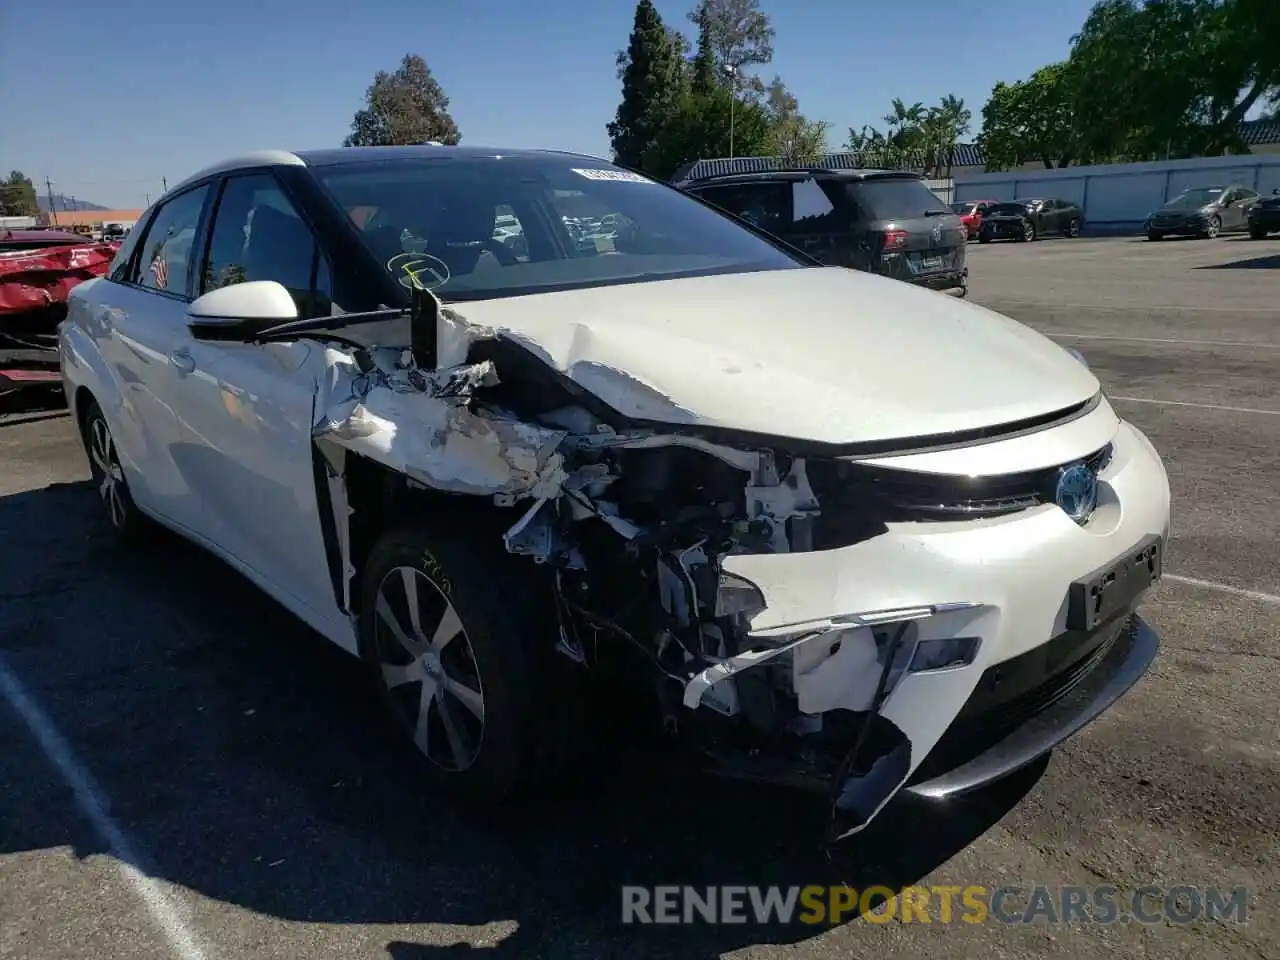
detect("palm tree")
[930,95,972,176]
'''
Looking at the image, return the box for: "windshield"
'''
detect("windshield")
[986,202,1028,216]
[1163,187,1223,210]
[315,156,807,300]
[849,178,952,219]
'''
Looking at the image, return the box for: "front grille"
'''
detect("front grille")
[807,444,1111,537]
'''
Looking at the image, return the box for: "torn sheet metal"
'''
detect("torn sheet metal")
[314,345,568,501]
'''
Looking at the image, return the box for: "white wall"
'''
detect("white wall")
[953,154,1280,227]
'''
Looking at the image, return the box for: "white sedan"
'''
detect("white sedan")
[59,145,1171,841]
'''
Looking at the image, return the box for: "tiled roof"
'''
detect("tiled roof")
[951,118,1280,168]
[672,120,1278,181]
[672,149,937,182]
[1240,118,1280,146]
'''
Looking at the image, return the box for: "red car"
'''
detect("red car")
[950,200,997,240]
[1,231,119,395]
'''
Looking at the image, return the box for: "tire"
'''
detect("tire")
[1249,226,1267,240]
[1202,215,1221,239]
[1066,218,1081,238]
[357,523,579,800]
[80,399,149,541]
[1020,220,1037,242]
[978,233,991,244]
[1146,231,1165,241]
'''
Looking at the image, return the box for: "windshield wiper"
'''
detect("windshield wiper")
[921,209,950,216]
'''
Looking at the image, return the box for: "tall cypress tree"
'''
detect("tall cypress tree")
[691,6,717,97]
[608,0,684,171]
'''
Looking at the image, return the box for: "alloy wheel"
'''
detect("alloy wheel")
[88,415,128,529]
[1067,218,1080,237]
[1206,216,1220,238]
[1023,221,1036,241]
[373,566,486,771]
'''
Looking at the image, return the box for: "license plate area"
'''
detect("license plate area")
[1067,534,1163,631]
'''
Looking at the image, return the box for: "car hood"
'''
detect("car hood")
[450,267,1100,447]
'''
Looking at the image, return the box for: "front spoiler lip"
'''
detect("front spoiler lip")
[903,613,1159,800]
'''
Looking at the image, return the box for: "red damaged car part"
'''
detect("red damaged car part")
[0,240,119,393]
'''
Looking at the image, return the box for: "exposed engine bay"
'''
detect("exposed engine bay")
[296,287,1014,839]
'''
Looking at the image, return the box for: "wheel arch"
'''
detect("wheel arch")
[315,445,524,619]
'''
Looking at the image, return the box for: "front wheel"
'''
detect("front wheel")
[1249,226,1268,240]
[1146,231,1165,241]
[358,524,578,799]
[978,232,992,244]
[1065,218,1081,238]
[1202,215,1221,239]
[1021,220,1037,242]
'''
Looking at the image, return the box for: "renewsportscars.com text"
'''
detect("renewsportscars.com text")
[620,884,1250,926]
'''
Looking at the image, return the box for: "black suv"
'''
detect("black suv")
[675,167,968,296]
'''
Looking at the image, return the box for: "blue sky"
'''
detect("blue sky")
[1,0,1101,209]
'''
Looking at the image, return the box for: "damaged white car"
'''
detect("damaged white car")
[60,146,1170,840]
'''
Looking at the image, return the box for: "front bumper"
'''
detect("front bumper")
[707,414,1171,836]
[904,613,1157,798]
[1146,217,1209,235]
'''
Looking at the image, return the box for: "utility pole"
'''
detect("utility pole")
[46,176,58,225]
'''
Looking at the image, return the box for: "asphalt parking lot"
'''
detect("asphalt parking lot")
[1,234,1277,960]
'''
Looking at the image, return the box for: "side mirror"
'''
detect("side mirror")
[187,280,298,341]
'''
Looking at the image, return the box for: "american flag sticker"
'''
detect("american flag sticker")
[150,253,168,289]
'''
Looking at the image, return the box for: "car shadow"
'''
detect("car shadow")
[1195,251,1280,270]
[0,479,1043,956]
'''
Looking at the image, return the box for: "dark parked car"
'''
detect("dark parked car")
[676,167,968,296]
[978,198,1083,243]
[1247,187,1280,239]
[1144,184,1260,240]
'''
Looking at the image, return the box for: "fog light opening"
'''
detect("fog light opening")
[908,636,981,673]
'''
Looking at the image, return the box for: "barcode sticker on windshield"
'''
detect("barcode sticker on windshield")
[571,168,653,183]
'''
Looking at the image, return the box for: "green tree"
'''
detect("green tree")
[609,0,686,172]
[344,54,460,147]
[921,95,972,175]
[977,64,1080,170]
[761,78,829,161]
[1068,0,1280,160]
[687,0,774,96]
[0,171,39,217]
[690,5,717,96]
[647,84,773,179]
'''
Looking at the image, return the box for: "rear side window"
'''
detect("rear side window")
[847,178,952,220]
[134,187,210,297]
[694,181,791,234]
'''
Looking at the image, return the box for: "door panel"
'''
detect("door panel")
[170,172,342,618]
[93,185,212,528]
[179,339,336,613]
